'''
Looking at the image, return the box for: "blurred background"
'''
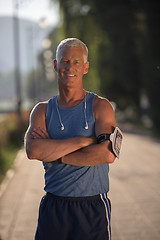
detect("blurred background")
[0,0,160,182]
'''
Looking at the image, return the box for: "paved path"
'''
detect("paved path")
[0,150,45,240]
[0,132,160,240]
[109,133,160,240]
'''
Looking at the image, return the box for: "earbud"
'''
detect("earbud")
[61,124,64,131]
[84,96,88,130]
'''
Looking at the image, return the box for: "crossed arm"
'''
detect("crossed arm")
[25,102,95,162]
[25,96,117,166]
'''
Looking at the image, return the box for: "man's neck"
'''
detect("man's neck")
[57,88,87,108]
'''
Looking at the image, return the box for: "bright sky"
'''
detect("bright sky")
[0,0,59,26]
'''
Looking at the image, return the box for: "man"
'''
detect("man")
[25,38,122,240]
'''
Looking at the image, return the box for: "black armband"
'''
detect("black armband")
[97,127,123,158]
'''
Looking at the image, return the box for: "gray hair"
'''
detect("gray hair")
[56,38,88,63]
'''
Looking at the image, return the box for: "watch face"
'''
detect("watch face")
[112,128,123,158]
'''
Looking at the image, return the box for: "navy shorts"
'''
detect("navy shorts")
[35,192,111,240]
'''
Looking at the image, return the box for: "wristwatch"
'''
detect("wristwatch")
[97,127,123,158]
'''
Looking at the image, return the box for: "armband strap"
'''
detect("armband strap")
[97,127,123,158]
[97,133,110,143]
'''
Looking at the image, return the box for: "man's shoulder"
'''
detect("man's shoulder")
[94,95,113,109]
[92,94,117,128]
[93,94,115,119]
[31,101,49,115]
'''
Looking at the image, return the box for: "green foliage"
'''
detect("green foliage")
[0,112,29,183]
[0,146,18,183]
[141,2,160,134]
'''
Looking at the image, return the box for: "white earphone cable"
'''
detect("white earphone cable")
[56,95,88,131]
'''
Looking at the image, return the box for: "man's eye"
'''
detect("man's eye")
[62,60,68,63]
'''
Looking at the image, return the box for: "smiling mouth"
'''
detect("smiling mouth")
[67,74,75,77]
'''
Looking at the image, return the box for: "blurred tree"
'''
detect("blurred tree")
[50,0,160,133]
[94,1,142,114]
[141,1,160,133]
[25,65,57,104]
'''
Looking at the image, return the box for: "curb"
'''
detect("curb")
[0,148,24,198]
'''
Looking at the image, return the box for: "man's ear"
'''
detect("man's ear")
[84,62,89,75]
[53,59,57,72]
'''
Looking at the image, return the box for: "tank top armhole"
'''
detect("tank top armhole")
[45,96,56,126]
[87,92,96,121]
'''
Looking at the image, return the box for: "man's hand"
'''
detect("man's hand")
[31,127,50,139]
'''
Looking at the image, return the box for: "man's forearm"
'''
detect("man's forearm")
[61,141,116,166]
[25,136,96,162]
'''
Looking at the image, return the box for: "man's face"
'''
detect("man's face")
[54,46,89,89]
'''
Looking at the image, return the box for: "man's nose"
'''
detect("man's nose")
[66,62,73,70]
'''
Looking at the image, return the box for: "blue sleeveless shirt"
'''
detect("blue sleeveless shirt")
[44,92,109,197]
